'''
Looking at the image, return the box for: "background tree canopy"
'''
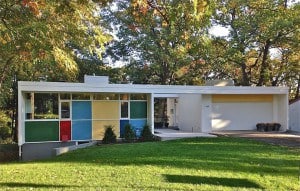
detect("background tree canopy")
[0,0,299,142]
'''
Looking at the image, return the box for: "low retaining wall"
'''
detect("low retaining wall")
[54,141,97,156]
[21,142,76,161]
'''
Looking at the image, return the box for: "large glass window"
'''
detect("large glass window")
[120,94,129,100]
[72,93,90,100]
[34,93,59,119]
[94,93,119,100]
[25,93,34,119]
[121,101,129,118]
[60,93,70,100]
[60,102,70,119]
[131,94,147,100]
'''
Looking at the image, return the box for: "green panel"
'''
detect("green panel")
[25,121,59,142]
[130,101,147,119]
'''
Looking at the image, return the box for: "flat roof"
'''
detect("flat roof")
[18,81,289,95]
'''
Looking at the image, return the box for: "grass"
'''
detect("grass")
[0,137,299,190]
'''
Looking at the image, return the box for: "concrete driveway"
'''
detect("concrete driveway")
[212,131,300,148]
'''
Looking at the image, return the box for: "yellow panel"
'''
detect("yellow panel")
[92,120,120,140]
[212,94,273,103]
[92,101,119,119]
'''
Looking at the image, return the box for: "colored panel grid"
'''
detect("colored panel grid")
[130,101,147,119]
[212,94,273,103]
[92,120,120,140]
[130,119,147,137]
[60,121,71,141]
[72,120,92,140]
[72,101,91,120]
[25,121,59,142]
[92,101,119,119]
[120,120,130,138]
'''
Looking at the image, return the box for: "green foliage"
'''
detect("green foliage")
[0,111,11,141]
[102,126,117,144]
[140,124,153,142]
[0,1,112,86]
[124,124,135,142]
[212,0,300,88]
[103,0,214,85]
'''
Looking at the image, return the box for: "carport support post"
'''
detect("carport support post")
[150,93,154,134]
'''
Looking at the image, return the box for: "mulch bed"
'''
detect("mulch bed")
[0,144,19,162]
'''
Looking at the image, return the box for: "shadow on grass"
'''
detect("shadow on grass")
[0,182,77,189]
[164,174,262,188]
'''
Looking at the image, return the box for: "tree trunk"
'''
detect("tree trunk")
[257,39,271,86]
[240,62,250,86]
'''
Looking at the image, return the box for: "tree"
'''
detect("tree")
[0,0,112,141]
[212,0,300,87]
[0,0,112,86]
[102,0,214,84]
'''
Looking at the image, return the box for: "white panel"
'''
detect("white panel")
[212,102,273,131]
[277,94,288,131]
[289,101,300,132]
[201,95,212,133]
[178,94,202,132]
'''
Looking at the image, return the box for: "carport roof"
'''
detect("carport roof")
[18,81,289,95]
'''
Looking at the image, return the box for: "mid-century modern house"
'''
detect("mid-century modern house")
[289,98,300,132]
[18,76,289,160]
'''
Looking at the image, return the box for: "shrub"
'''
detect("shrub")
[140,124,153,142]
[124,124,135,142]
[0,111,11,141]
[102,126,117,144]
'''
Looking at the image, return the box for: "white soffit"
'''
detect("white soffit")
[18,81,289,95]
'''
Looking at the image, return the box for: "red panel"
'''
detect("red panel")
[60,121,71,141]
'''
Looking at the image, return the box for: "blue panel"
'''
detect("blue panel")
[72,120,92,140]
[72,101,91,120]
[120,120,130,138]
[130,119,147,137]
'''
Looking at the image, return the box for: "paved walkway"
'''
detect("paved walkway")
[154,128,216,141]
[212,130,300,148]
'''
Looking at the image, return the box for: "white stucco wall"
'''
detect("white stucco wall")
[274,94,288,131]
[178,94,202,132]
[289,100,300,132]
[201,95,212,133]
[211,102,273,131]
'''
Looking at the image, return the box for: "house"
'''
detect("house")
[289,98,300,132]
[18,76,289,160]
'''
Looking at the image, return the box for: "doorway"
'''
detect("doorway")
[154,97,178,129]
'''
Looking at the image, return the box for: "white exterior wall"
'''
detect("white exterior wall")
[274,94,289,131]
[211,102,273,131]
[289,100,300,132]
[18,92,26,146]
[201,95,212,132]
[178,94,202,132]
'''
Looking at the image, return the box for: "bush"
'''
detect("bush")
[140,124,153,142]
[0,111,11,141]
[124,124,135,142]
[102,126,117,144]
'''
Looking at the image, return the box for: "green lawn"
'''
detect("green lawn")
[0,137,299,190]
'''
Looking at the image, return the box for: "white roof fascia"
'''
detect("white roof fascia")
[18,81,289,95]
